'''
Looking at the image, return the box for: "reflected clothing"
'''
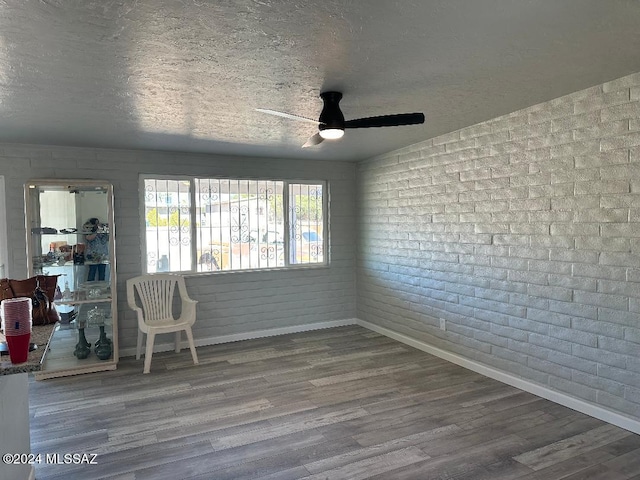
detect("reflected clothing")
[86,233,109,281]
[88,263,106,281]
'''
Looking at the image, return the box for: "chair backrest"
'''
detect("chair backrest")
[127,274,183,325]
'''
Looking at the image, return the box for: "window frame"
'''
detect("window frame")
[140,175,329,275]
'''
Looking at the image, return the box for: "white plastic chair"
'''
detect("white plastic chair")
[126,274,199,374]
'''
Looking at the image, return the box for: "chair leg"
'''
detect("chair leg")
[184,326,199,366]
[143,332,155,374]
[136,330,144,360]
[175,331,181,353]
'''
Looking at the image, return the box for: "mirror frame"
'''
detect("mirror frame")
[25,179,115,280]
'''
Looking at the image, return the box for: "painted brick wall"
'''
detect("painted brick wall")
[357,72,640,420]
[0,145,356,350]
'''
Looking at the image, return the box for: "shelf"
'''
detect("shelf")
[34,323,116,380]
[56,296,112,306]
[61,317,113,331]
[31,230,108,235]
[26,179,117,380]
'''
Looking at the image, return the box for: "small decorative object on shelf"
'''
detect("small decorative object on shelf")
[73,251,85,265]
[87,306,105,325]
[62,281,71,300]
[94,326,112,360]
[74,328,91,360]
[88,288,102,299]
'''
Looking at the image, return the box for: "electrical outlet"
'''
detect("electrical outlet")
[439,318,446,331]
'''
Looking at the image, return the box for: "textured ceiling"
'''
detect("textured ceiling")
[1,1,640,162]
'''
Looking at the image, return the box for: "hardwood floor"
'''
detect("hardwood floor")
[29,325,640,479]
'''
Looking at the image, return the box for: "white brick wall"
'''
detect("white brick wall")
[357,71,640,420]
[0,146,356,350]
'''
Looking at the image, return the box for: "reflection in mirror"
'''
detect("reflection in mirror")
[26,181,114,290]
[24,179,118,378]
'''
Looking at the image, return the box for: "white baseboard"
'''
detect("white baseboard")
[119,318,358,358]
[356,318,640,436]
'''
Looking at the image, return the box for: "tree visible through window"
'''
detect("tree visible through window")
[142,177,326,273]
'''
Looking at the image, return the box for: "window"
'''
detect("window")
[142,177,326,273]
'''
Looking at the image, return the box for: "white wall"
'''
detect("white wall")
[0,146,356,350]
[0,176,7,278]
[357,71,640,421]
[0,374,32,480]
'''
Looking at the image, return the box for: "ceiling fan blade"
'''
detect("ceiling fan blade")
[256,108,320,125]
[302,133,324,148]
[344,113,425,129]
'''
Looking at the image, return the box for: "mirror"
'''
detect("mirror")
[25,179,118,377]
[26,180,113,289]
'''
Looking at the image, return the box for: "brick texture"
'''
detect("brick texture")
[0,147,357,350]
[357,71,640,420]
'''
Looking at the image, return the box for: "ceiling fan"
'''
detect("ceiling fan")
[257,91,425,148]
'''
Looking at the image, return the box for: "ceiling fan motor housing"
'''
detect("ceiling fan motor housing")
[256,90,425,147]
[319,91,345,133]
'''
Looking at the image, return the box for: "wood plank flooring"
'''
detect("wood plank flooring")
[28,325,640,479]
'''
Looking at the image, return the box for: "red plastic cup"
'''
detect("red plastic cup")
[1,297,32,335]
[6,332,30,364]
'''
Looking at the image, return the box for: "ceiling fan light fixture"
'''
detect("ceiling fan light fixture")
[319,127,344,140]
[256,90,425,148]
[318,91,345,140]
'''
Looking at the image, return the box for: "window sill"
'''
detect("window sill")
[181,263,330,278]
